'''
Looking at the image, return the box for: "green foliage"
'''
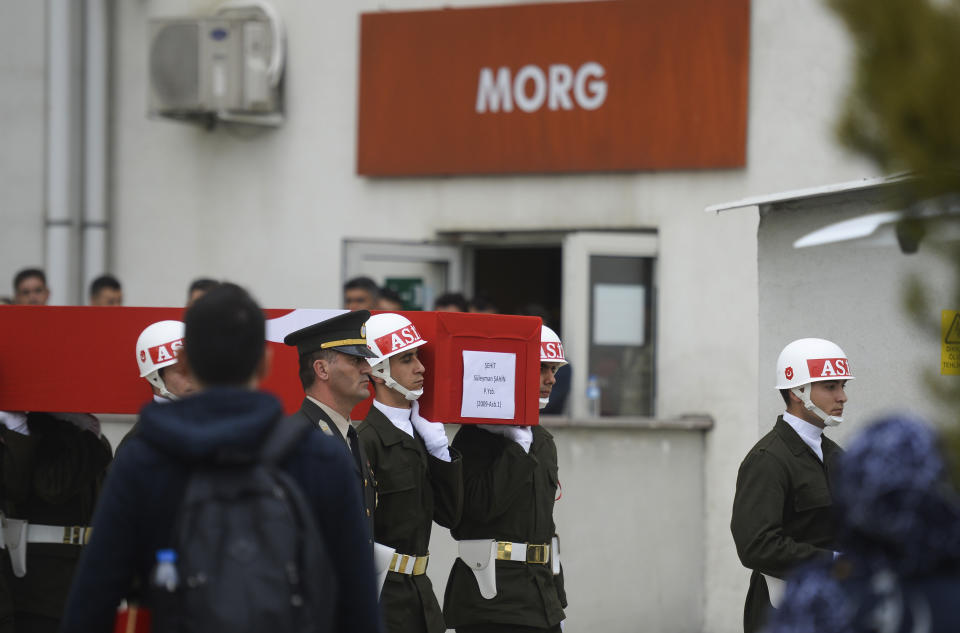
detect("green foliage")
[829,0,960,198]
[829,0,960,482]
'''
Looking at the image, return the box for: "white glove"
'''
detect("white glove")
[0,411,30,436]
[479,424,532,454]
[50,413,101,437]
[410,401,451,461]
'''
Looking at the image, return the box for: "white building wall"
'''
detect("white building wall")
[0,1,891,631]
[111,0,885,630]
[0,2,46,299]
[758,189,958,443]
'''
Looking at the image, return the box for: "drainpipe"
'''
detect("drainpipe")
[83,0,109,294]
[45,0,80,305]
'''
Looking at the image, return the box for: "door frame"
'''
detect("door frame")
[562,231,659,418]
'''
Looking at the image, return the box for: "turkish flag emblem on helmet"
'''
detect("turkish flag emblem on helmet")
[784,367,793,380]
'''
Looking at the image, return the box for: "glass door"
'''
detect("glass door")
[562,231,658,418]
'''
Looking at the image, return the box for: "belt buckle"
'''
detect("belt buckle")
[412,555,429,575]
[63,526,86,545]
[526,543,549,564]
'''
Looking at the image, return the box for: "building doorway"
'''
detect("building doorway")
[470,245,562,327]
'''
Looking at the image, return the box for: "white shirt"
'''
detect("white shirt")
[782,411,824,462]
[371,399,414,438]
[308,396,353,448]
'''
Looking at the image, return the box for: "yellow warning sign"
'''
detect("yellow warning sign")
[942,310,960,375]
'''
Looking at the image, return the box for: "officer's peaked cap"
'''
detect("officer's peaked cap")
[283,310,378,358]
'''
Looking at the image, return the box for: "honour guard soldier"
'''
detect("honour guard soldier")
[443,325,568,633]
[284,310,379,541]
[357,313,462,633]
[117,321,197,456]
[731,338,854,633]
[134,320,195,404]
[1,409,112,632]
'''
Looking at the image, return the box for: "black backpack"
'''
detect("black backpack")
[151,417,336,633]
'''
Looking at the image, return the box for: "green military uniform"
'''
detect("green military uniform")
[284,398,377,543]
[444,424,566,632]
[0,413,112,633]
[357,404,462,633]
[730,416,843,633]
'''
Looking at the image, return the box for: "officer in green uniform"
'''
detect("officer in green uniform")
[356,312,462,633]
[443,326,568,633]
[283,310,379,542]
[0,412,112,633]
[731,337,855,633]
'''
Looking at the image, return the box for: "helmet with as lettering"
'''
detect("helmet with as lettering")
[365,313,427,400]
[135,320,185,400]
[539,326,568,409]
[540,326,568,367]
[776,338,854,426]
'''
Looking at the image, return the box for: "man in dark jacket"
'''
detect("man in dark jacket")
[357,312,462,633]
[59,283,382,633]
[731,337,854,633]
[283,310,379,543]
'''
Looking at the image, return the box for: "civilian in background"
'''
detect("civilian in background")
[12,268,49,305]
[468,295,498,314]
[88,275,122,306]
[344,277,379,311]
[377,287,405,311]
[186,278,219,307]
[433,293,468,313]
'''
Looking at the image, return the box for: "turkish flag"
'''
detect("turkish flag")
[0,307,541,424]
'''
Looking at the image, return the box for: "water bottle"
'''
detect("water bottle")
[149,549,179,629]
[151,549,179,591]
[586,375,601,417]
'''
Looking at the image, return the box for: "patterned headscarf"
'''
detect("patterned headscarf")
[768,415,960,633]
[833,414,960,574]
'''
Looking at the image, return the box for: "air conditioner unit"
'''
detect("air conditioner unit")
[148,4,284,127]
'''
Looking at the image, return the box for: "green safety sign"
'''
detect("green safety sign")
[385,277,425,310]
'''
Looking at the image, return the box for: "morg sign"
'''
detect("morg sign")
[356,0,750,176]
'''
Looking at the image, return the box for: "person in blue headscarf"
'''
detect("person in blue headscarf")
[767,414,960,633]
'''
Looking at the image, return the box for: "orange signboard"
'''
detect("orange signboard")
[357,0,750,176]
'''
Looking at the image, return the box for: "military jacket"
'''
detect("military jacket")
[284,398,377,542]
[731,416,843,633]
[0,413,112,624]
[443,424,567,629]
[357,406,462,633]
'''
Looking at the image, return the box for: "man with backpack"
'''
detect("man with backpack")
[59,283,382,633]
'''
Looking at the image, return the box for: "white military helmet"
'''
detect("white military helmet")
[365,313,427,401]
[776,338,854,426]
[136,320,185,400]
[539,326,567,409]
